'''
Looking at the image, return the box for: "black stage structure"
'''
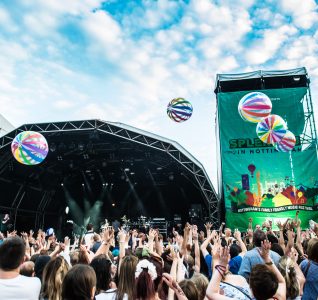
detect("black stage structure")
[0,119,218,232]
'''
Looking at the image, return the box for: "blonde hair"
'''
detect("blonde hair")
[41,256,70,300]
[278,256,299,299]
[190,273,209,300]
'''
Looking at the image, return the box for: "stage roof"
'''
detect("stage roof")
[0,119,218,229]
[215,67,309,93]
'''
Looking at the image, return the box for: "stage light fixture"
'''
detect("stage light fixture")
[169,174,174,181]
[112,203,115,207]
[130,172,135,175]
[293,76,300,81]
[124,168,130,172]
[156,167,162,171]
[78,142,85,151]
[83,154,89,160]
[57,156,63,161]
[82,183,84,186]
[50,143,56,152]
[61,183,64,186]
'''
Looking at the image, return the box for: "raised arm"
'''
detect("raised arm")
[205,246,231,300]
[258,240,286,300]
[233,229,247,256]
[276,221,286,252]
[192,225,200,273]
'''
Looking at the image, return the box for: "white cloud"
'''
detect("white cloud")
[280,0,318,29]
[245,25,298,65]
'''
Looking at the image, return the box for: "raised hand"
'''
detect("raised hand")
[204,222,213,231]
[218,246,230,267]
[233,228,242,240]
[192,225,198,241]
[258,240,271,262]
[276,220,283,231]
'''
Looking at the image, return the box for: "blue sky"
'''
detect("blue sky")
[0,0,318,189]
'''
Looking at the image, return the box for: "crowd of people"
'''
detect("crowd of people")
[0,213,317,300]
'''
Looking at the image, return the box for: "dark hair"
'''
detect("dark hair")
[267,234,279,244]
[178,280,199,300]
[86,223,93,231]
[34,255,51,280]
[90,254,112,294]
[307,238,318,263]
[62,264,96,300]
[270,243,284,257]
[229,243,241,259]
[0,237,25,270]
[136,262,156,300]
[253,230,266,247]
[250,264,278,300]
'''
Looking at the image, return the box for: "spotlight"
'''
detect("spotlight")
[112,203,115,207]
[124,168,130,172]
[102,183,105,186]
[82,183,84,186]
[293,76,300,81]
[61,183,64,186]
[65,206,69,214]
[156,167,162,171]
[130,172,135,175]
[50,143,56,152]
[78,142,85,151]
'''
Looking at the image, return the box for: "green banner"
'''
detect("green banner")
[218,87,318,230]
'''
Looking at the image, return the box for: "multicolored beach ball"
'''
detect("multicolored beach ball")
[167,98,193,123]
[238,92,272,123]
[11,131,49,165]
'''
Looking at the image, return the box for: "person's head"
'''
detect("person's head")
[229,243,241,259]
[135,259,157,300]
[0,237,25,271]
[178,279,199,300]
[190,273,209,300]
[62,264,96,300]
[90,254,112,294]
[86,223,93,231]
[20,261,35,277]
[255,224,261,230]
[249,264,278,300]
[70,250,79,266]
[278,256,299,299]
[267,233,278,244]
[117,255,138,300]
[270,243,284,257]
[307,238,318,263]
[253,229,266,247]
[34,255,51,280]
[93,233,101,243]
[42,256,70,300]
[225,228,231,237]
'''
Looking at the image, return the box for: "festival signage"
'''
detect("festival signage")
[217,87,318,230]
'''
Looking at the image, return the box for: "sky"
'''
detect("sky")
[0,0,318,192]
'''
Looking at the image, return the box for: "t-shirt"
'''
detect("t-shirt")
[96,289,128,300]
[204,254,213,279]
[300,259,318,300]
[238,248,281,280]
[229,255,243,274]
[0,274,41,300]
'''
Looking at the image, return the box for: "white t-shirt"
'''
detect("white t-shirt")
[96,289,128,300]
[0,275,41,300]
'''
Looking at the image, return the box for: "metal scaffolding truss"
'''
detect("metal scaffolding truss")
[300,88,318,149]
[0,119,219,225]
